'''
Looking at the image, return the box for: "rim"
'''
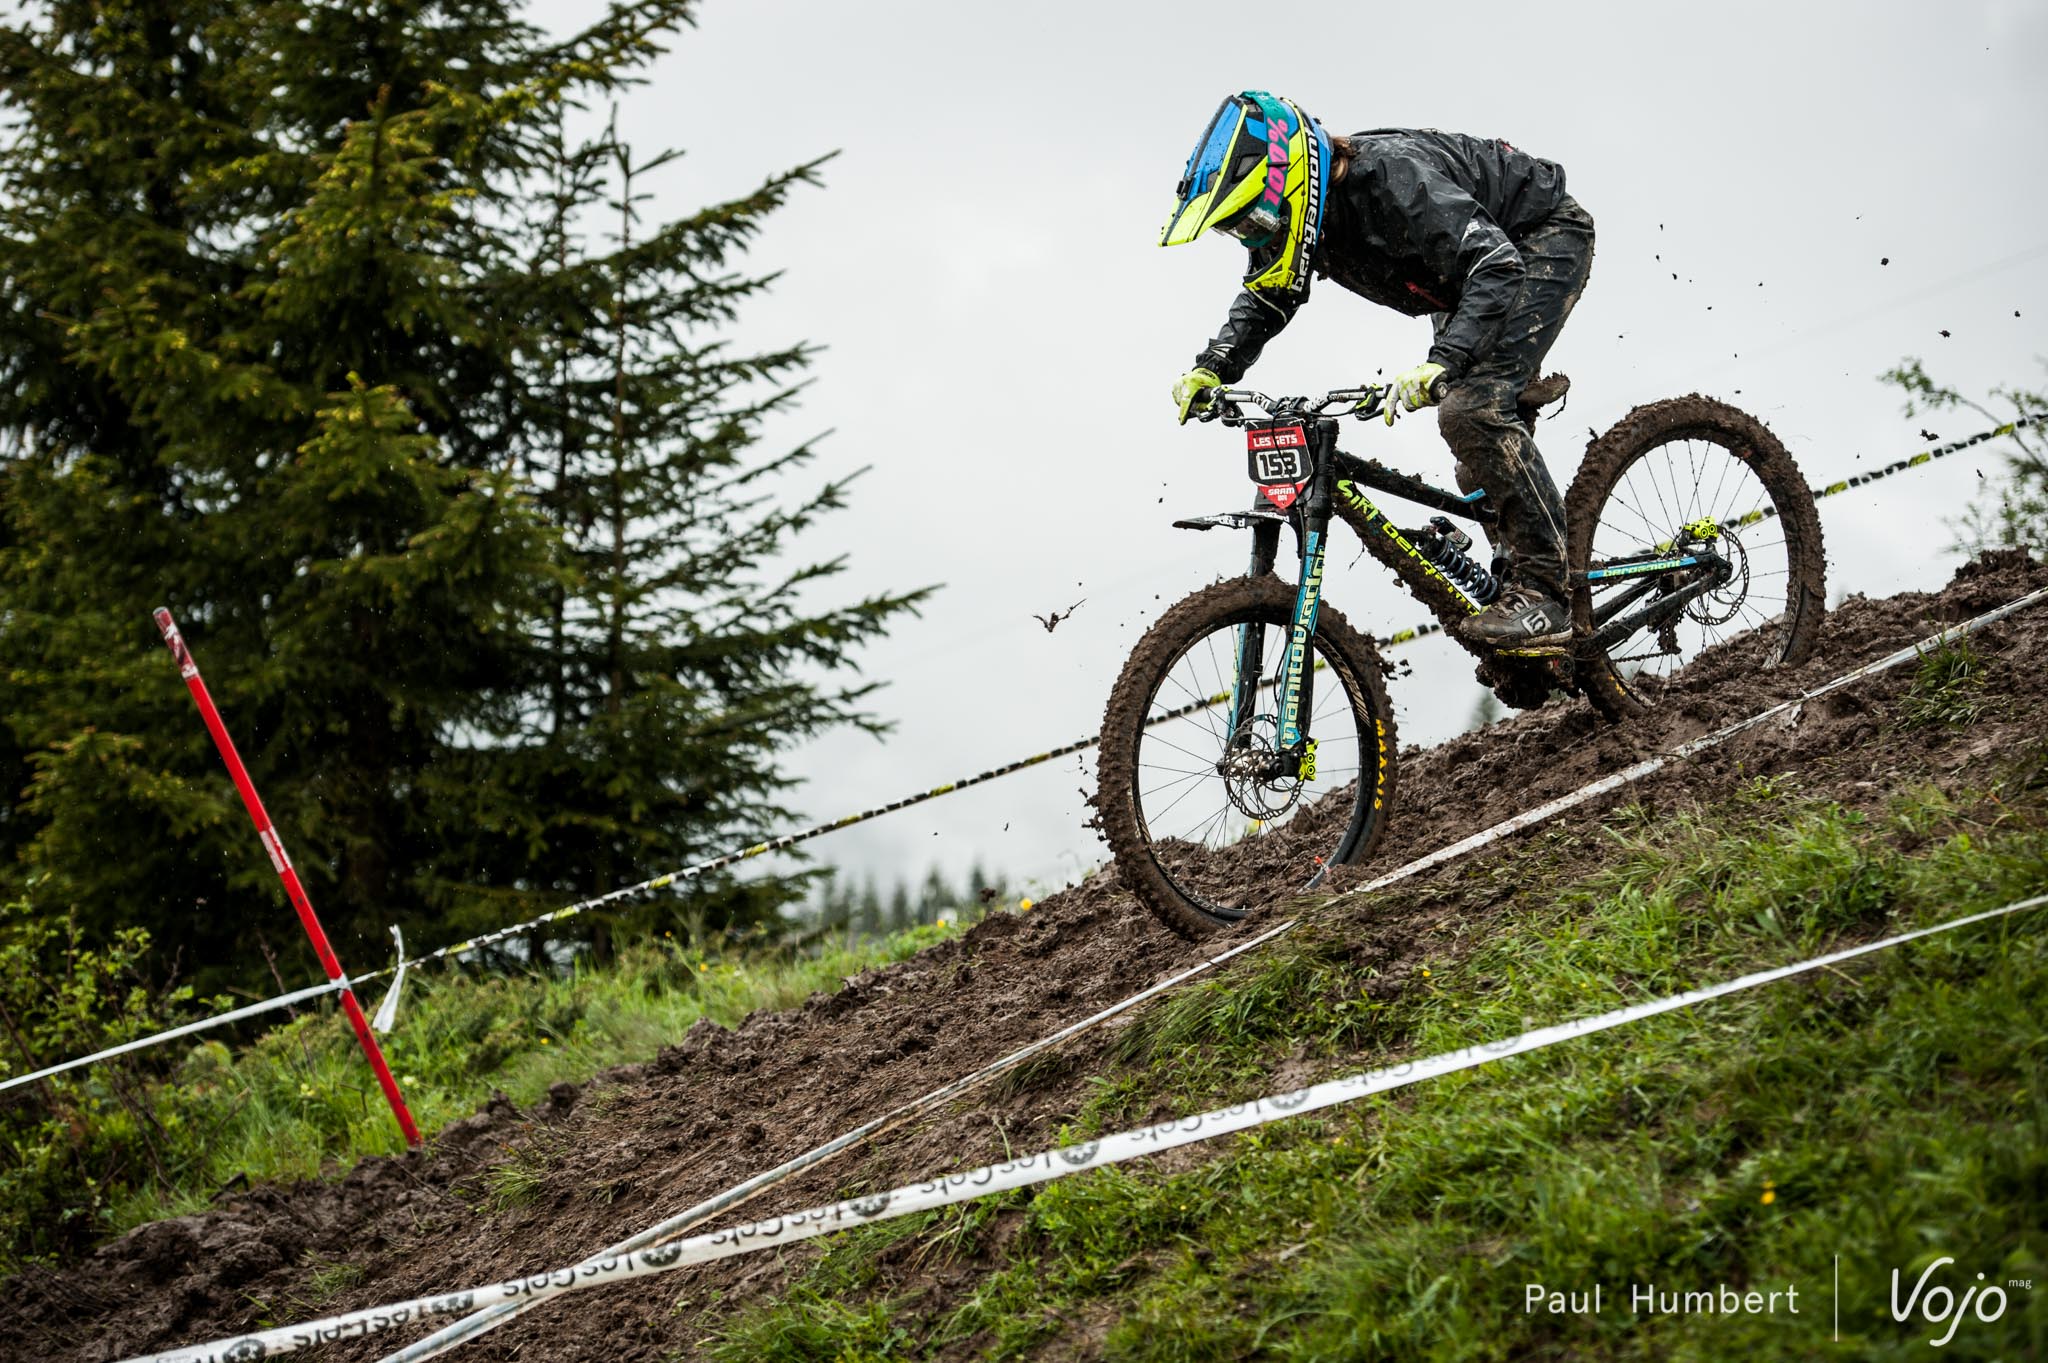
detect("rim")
[1583,434,1801,694]
[1130,612,1373,920]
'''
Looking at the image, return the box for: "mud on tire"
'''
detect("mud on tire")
[1096,575,1397,938]
[1565,395,1827,720]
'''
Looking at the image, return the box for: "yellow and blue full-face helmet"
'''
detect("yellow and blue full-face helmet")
[1159,90,1330,296]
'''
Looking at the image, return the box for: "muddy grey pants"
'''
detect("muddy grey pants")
[1434,196,1595,600]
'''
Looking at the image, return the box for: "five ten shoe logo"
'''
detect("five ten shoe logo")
[1890,1256,2025,1348]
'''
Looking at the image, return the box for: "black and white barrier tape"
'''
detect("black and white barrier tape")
[114,582,2048,1363]
[125,891,2048,1363]
[369,578,2048,1363]
[0,978,348,1096]
[1338,581,2048,904]
[17,421,2038,1095]
[375,920,1302,1363]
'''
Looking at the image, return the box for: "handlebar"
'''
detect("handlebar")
[1194,385,1388,425]
[1192,373,1451,426]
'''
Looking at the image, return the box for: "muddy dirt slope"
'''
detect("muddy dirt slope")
[6,550,2047,1363]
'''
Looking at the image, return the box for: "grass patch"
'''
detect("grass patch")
[478,1143,553,1212]
[705,758,2048,1360]
[1898,636,1998,728]
[1,918,973,1266]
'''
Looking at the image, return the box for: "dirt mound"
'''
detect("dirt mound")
[7,550,2047,1363]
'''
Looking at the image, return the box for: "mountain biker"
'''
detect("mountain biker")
[1161,91,1595,652]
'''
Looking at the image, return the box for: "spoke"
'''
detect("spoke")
[1144,729,1228,770]
[1150,776,1221,828]
[1193,802,1235,851]
[1138,765,1213,791]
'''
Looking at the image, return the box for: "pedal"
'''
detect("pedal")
[1493,649,1577,692]
[1171,507,1292,532]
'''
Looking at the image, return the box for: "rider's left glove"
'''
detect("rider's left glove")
[1172,367,1222,425]
[1386,361,1448,426]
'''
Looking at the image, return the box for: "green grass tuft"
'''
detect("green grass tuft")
[1899,636,1997,728]
[1,918,976,1266]
[703,763,2048,1360]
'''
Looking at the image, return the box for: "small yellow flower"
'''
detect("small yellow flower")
[937,917,948,927]
[1019,898,1034,911]
[1760,1189,1776,1205]
[540,1036,550,1045]
[1421,968,1431,978]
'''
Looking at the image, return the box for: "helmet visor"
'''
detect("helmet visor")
[1160,96,1267,247]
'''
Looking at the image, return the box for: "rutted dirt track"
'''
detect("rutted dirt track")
[7,551,2048,1363]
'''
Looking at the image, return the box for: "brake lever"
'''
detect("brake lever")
[1349,387,1390,422]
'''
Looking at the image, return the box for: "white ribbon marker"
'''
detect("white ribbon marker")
[121,893,2047,1363]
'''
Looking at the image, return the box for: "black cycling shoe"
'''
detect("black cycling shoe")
[1458,584,1571,654]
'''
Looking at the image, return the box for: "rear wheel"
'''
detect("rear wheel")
[1096,576,1397,938]
[1565,396,1826,719]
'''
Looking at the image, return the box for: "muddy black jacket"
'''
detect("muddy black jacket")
[1194,128,1569,383]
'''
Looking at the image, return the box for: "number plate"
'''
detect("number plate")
[1246,425,1309,485]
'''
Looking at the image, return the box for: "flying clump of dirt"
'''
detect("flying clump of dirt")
[4,550,2046,1363]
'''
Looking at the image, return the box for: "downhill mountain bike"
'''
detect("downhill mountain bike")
[1096,376,1825,937]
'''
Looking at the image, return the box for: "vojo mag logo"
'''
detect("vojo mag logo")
[1890,1255,2023,1348]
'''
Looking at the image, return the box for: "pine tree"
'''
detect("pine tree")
[437,110,926,957]
[0,1,924,988]
[856,877,883,939]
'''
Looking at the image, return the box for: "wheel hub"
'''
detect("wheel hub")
[1685,524,1750,628]
[1215,714,1305,821]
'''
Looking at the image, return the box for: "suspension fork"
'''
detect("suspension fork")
[1225,506,1282,745]
[1277,418,1336,759]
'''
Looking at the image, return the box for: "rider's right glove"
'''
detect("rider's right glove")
[1171,367,1222,425]
[1385,360,1448,426]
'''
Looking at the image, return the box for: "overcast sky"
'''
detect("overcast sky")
[528,0,2048,901]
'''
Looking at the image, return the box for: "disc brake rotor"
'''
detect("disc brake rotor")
[1686,524,1750,628]
[1217,714,1302,821]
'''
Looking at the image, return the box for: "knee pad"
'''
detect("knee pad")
[1437,380,1520,445]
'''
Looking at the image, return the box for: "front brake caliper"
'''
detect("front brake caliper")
[1297,738,1318,782]
[1681,517,1721,542]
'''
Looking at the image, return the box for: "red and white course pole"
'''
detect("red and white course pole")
[153,608,422,1148]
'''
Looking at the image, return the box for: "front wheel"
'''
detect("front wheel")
[1565,396,1827,719]
[1096,576,1397,938]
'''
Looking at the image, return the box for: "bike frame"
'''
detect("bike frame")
[1197,388,1734,764]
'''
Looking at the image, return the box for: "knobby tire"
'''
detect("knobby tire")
[1097,576,1397,939]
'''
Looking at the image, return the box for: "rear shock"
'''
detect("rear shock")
[1411,516,1501,606]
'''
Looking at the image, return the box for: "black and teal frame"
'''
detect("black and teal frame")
[1178,400,1734,774]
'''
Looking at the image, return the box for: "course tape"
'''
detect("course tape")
[1344,580,2048,902]
[1810,413,2042,504]
[0,978,348,1096]
[342,416,2048,989]
[374,920,1303,1363]
[10,423,2037,1097]
[126,890,2048,1363]
[380,578,2048,1363]
[1376,413,2045,647]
